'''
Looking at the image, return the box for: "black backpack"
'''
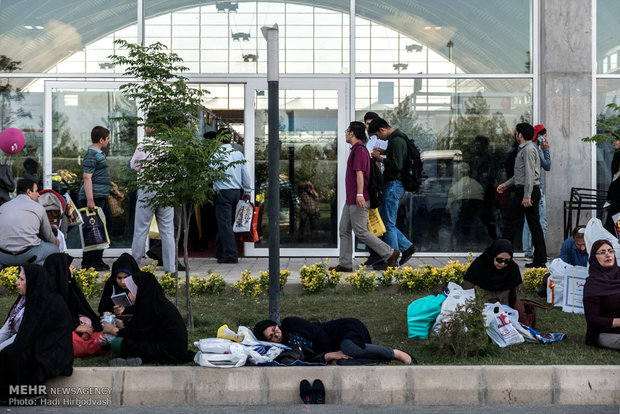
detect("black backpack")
[351,146,384,209]
[397,135,423,193]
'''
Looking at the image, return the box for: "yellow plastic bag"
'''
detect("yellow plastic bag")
[149,217,160,240]
[367,208,386,237]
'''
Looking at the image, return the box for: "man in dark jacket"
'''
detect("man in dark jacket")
[367,118,416,266]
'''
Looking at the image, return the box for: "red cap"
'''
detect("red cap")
[533,124,545,139]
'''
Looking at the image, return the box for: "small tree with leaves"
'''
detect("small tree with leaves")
[583,102,620,145]
[109,40,234,328]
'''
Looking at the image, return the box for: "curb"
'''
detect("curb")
[41,365,620,406]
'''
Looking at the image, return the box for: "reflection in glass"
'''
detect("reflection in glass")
[51,89,137,249]
[596,79,620,191]
[597,0,620,74]
[356,78,532,252]
[254,89,339,249]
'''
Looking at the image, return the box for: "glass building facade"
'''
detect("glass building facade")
[0,0,610,257]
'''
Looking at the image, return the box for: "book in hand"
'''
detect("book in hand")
[111,292,133,308]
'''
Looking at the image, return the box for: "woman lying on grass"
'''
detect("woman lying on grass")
[253,317,414,365]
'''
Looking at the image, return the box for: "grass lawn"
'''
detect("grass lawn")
[2,289,618,366]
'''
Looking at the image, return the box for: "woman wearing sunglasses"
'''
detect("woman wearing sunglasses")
[583,240,620,349]
[461,239,523,310]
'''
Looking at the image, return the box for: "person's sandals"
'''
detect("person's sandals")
[299,379,313,404]
[109,357,142,367]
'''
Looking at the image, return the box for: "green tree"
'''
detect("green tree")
[381,93,434,151]
[0,55,31,131]
[583,102,620,145]
[109,40,234,328]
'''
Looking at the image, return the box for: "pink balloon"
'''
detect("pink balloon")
[0,128,25,155]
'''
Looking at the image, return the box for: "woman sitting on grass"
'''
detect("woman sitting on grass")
[0,265,73,402]
[583,239,620,350]
[44,253,107,357]
[461,238,522,309]
[101,266,195,365]
[253,317,413,365]
[98,253,140,317]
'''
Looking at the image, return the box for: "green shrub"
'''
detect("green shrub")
[232,270,262,297]
[433,290,490,358]
[523,267,548,292]
[258,269,290,291]
[0,266,19,295]
[189,273,226,296]
[345,265,378,293]
[299,262,328,293]
[72,267,103,298]
[159,272,181,296]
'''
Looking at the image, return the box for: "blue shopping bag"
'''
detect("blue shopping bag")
[407,294,446,339]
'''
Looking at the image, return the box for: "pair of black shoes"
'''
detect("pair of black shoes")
[299,379,325,404]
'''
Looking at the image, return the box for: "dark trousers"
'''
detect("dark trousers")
[81,197,109,268]
[215,189,242,261]
[503,185,547,264]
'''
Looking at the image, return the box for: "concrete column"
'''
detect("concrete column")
[540,0,593,254]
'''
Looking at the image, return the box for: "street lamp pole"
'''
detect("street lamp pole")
[261,24,281,323]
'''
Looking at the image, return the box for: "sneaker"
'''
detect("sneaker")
[399,245,417,266]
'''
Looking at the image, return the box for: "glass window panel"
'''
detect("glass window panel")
[356,78,533,252]
[172,37,199,49]
[286,38,314,50]
[597,0,620,74]
[0,0,137,73]
[315,50,345,62]
[286,26,314,37]
[596,79,620,190]
[314,26,347,38]
[356,0,532,74]
[172,25,200,37]
[172,12,199,25]
[254,88,339,249]
[148,14,171,25]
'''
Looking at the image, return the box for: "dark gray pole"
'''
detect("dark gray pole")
[262,24,280,323]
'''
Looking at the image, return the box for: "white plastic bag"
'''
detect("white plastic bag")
[584,217,620,264]
[546,258,569,306]
[432,282,475,333]
[193,346,247,368]
[194,338,234,354]
[483,303,524,347]
[233,200,253,233]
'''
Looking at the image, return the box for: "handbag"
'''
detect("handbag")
[407,294,446,339]
[240,204,260,242]
[79,207,110,251]
[232,200,253,233]
[367,208,386,237]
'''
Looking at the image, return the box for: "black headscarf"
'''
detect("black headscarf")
[253,319,277,341]
[44,253,101,332]
[464,239,523,292]
[98,253,140,314]
[1,264,73,400]
[115,271,194,364]
[585,239,620,298]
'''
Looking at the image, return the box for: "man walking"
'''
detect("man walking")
[367,118,417,266]
[213,128,252,264]
[0,178,59,265]
[329,122,400,272]
[129,121,177,274]
[497,123,548,267]
[79,126,111,271]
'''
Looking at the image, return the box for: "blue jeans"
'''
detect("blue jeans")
[522,193,547,255]
[378,180,412,252]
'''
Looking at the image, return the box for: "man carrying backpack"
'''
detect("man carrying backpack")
[328,122,400,272]
[367,118,417,266]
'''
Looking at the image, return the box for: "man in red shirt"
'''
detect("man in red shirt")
[329,122,400,272]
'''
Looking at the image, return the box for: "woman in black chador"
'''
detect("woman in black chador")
[98,252,140,316]
[462,238,523,309]
[253,317,413,365]
[0,264,73,402]
[101,267,195,364]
